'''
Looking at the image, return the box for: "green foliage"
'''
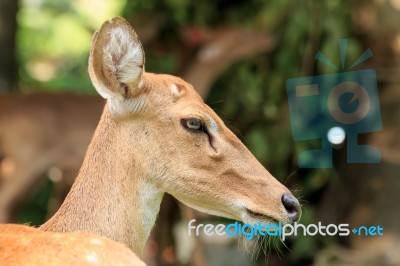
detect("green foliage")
[203,0,359,261]
[17,179,53,226]
[17,0,126,92]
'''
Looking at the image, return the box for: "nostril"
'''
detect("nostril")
[281,194,301,222]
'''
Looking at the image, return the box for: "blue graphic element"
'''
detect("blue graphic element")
[339,39,348,69]
[315,51,337,70]
[287,39,382,168]
[350,49,373,69]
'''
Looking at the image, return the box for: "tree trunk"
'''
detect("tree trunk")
[0,0,19,92]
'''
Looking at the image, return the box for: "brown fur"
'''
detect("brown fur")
[0,224,145,265]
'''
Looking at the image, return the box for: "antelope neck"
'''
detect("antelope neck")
[41,109,164,256]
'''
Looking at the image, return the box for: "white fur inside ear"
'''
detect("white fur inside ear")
[103,28,144,86]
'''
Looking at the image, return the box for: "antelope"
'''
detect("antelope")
[0,17,300,265]
[0,25,274,225]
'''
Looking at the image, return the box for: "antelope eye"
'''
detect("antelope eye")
[181,118,204,132]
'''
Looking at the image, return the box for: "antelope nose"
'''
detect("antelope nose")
[281,194,301,222]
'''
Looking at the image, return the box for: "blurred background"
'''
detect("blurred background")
[1,0,400,265]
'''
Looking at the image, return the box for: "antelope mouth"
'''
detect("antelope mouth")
[245,208,281,225]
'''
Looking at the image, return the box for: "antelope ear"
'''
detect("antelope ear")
[89,17,145,102]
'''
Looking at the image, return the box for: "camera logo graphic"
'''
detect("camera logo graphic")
[286,39,382,168]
